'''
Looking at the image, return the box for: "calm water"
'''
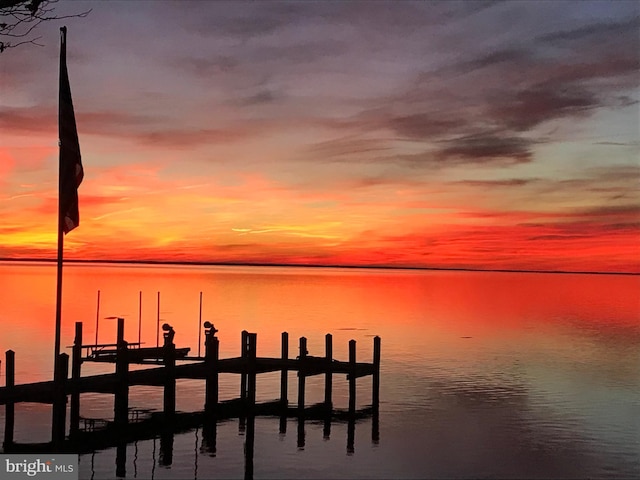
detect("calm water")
[0,262,638,479]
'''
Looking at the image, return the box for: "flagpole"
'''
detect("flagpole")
[53,26,68,374]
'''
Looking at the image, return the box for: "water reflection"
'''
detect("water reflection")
[83,410,379,479]
[2,264,639,478]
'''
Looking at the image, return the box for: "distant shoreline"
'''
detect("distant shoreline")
[0,257,637,276]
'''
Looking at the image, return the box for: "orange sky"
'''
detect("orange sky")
[1,1,638,273]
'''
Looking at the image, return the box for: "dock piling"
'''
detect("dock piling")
[247,333,257,411]
[204,322,219,416]
[297,337,307,413]
[52,353,68,450]
[348,339,356,416]
[324,333,333,409]
[373,336,381,412]
[70,322,83,438]
[114,317,129,429]
[280,332,288,408]
[163,324,176,421]
[3,350,15,447]
[240,330,249,403]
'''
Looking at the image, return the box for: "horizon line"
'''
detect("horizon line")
[0,257,637,276]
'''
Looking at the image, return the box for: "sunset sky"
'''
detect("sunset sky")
[1,0,638,273]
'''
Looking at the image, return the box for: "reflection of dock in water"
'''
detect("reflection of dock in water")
[85,404,379,479]
[1,319,380,478]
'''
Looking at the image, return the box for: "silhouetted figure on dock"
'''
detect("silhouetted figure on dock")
[162,323,175,344]
[203,321,218,337]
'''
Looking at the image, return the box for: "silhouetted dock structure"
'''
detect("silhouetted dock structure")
[0,319,381,463]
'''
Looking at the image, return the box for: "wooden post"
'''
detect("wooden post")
[240,330,248,403]
[373,336,381,412]
[70,322,83,438]
[52,353,69,449]
[204,325,219,416]
[163,325,176,422]
[3,350,15,447]
[114,317,129,429]
[372,335,381,444]
[348,339,356,416]
[280,332,288,407]
[324,333,333,409]
[297,337,307,413]
[247,333,257,412]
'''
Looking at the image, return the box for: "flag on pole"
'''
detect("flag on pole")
[59,26,83,234]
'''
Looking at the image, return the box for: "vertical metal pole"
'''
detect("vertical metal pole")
[138,290,142,345]
[198,292,203,358]
[95,289,100,345]
[156,291,160,348]
[4,350,15,446]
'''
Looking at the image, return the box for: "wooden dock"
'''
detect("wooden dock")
[0,318,381,454]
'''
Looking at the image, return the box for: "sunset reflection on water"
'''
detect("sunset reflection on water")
[0,262,638,478]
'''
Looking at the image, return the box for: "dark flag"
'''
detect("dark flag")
[59,26,83,234]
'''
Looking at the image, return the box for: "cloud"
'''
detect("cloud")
[435,134,534,164]
[389,114,463,140]
[490,86,599,132]
[451,178,536,188]
[0,106,262,148]
[538,17,640,45]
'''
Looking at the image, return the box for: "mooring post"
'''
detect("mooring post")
[247,333,257,412]
[114,317,129,429]
[324,333,333,409]
[240,330,248,402]
[70,322,83,439]
[204,322,219,416]
[52,353,69,450]
[297,337,307,414]
[373,336,381,412]
[348,339,356,416]
[280,332,288,408]
[3,350,15,447]
[163,323,176,422]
